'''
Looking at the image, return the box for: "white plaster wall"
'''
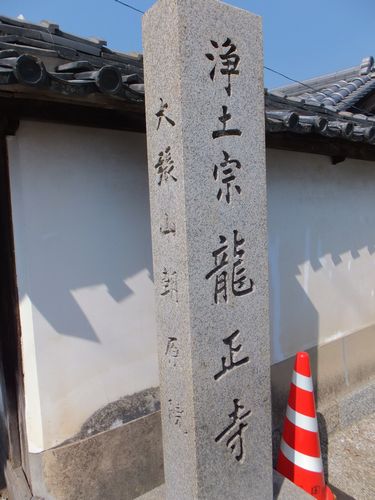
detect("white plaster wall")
[7,121,158,452]
[267,149,375,363]
[8,121,375,451]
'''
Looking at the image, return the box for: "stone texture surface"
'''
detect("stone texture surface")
[338,379,375,428]
[143,0,272,498]
[272,470,312,499]
[138,484,165,500]
[28,412,163,500]
[325,414,375,500]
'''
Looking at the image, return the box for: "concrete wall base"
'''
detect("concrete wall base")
[27,412,163,500]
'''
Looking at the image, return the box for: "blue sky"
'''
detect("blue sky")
[2,0,374,88]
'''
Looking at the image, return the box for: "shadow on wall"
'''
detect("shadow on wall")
[9,123,154,343]
[267,150,375,485]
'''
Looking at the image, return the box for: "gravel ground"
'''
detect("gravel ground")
[325,414,375,500]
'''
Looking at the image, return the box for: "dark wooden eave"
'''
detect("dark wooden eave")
[2,94,374,163]
[0,91,146,134]
[266,131,375,163]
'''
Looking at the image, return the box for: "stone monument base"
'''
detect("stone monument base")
[138,470,312,500]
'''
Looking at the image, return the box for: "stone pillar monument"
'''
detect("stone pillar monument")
[143,0,272,498]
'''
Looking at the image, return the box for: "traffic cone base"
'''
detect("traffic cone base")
[276,352,335,500]
[277,449,334,499]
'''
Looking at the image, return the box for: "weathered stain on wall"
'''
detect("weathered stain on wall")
[63,387,160,444]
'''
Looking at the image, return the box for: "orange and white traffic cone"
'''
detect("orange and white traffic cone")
[276,352,335,499]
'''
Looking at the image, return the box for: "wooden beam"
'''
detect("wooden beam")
[0,133,22,469]
[266,131,375,162]
[0,95,146,133]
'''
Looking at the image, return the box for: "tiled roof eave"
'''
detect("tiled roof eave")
[0,51,144,105]
[0,14,145,107]
[265,92,375,146]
